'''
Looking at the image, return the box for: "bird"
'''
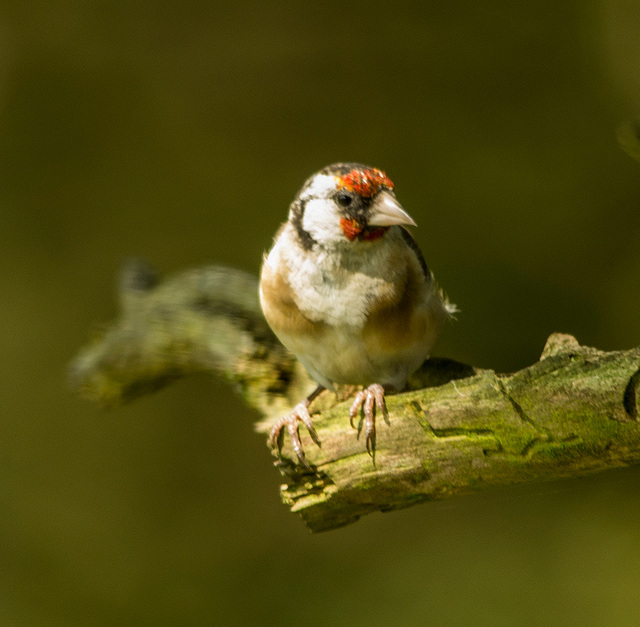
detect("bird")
[259,163,455,466]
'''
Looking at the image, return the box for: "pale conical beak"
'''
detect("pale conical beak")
[368,190,417,227]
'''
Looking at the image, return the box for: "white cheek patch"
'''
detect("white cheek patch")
[302,197,342,243]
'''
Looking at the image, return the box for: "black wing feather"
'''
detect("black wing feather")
[399,226,431,280]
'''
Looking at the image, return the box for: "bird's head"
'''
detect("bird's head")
[289,163,416,250]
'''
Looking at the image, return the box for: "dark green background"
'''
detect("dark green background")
[2,2,640,625]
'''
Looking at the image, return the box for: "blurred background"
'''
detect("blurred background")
[1,1,640,625]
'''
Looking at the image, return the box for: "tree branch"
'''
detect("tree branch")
[70,262,640,532]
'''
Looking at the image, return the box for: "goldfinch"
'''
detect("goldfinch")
[259,163,454,465]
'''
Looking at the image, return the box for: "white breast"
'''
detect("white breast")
[269,225,400,328]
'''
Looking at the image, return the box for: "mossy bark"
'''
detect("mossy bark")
[70,262,640,532]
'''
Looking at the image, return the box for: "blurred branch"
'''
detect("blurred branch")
[70,262,640,532]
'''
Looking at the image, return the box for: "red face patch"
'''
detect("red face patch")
[340,218,389,242]
[336,167,394,199]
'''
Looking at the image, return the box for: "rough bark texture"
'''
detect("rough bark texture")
[70,261,640,532]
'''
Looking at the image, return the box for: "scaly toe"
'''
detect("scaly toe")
[349,384,390,458]
[349,390,367,429]
[269,401,321,467]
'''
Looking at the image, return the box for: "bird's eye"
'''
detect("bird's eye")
[336,193,353,207]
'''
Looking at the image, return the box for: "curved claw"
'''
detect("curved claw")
[269,400,321,467]
[348,383,390,459]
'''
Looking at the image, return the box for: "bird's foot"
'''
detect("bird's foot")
[349,383,390,459]
[269,388,323,468]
